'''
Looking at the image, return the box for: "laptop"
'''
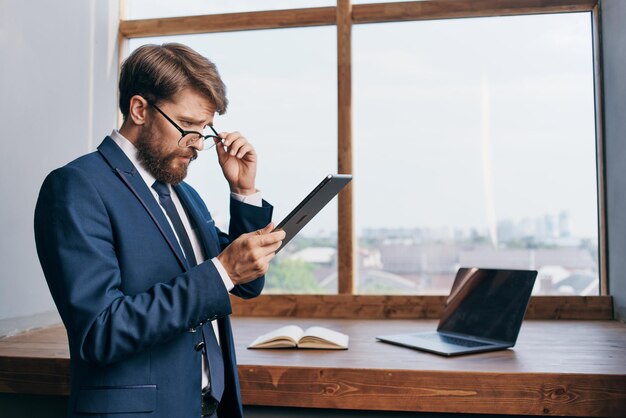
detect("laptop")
[376,267,537,356]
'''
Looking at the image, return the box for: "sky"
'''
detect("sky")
[127,4,598,241]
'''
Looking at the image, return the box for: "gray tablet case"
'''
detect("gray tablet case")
[274,174,352,253]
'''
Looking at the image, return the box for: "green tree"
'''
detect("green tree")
[265,259,323,293]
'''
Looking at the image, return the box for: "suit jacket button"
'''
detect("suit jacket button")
[194,341,205,352]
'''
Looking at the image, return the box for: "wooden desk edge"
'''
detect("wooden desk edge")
[238,366,626,417]
[1,360,624,416]
[1,321,626,417]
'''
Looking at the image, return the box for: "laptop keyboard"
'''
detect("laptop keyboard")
[422,333,490,347]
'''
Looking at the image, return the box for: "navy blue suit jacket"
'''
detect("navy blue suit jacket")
[34,137,272,417]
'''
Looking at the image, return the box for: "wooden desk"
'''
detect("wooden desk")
[1,318,625,417]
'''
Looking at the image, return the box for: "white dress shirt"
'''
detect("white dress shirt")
[109,130,263,390]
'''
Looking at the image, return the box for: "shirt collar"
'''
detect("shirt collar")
[110,129,158,189]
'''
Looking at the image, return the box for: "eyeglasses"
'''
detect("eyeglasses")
[149,102,221,150]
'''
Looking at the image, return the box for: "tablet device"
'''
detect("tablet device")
[274,174,352,253]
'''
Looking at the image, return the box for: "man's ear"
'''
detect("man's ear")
[127,95,150,126]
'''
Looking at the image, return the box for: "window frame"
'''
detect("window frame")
[118,0,610,319]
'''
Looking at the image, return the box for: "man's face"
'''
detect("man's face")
[136,89,215,185]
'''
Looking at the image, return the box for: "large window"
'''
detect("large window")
[122,0,604,303]
[128,26,338,294]
[353,13,598,295]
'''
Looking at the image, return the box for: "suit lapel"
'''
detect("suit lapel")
[97,137,188,271]
[174,184,221,259]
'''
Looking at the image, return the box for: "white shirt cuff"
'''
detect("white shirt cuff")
[211,257,234,291]
[231,190,262,207]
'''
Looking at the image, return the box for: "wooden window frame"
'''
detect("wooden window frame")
[119,0,610,320]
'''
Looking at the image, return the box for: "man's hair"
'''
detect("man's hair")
[119,43,228,120]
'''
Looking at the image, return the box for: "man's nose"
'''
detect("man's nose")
[189,138,204,151]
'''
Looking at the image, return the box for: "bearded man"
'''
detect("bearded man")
[34,43,284,418]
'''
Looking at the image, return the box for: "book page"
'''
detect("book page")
[298,326,349,349]
[247,325,304,349]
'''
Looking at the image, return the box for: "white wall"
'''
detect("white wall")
[0,0,119,326]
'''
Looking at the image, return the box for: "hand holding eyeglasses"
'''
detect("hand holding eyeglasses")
[213,130,258,196]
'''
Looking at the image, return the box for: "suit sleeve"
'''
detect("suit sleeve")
[185,185,274,300]
[34,166,231,366]
[227,197,274,299]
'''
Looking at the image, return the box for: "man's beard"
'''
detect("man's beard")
[136,123,198,185]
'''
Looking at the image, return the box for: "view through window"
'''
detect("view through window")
[353,12,598,295]
[125,6,599,296]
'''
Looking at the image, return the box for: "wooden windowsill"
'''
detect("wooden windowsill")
[0,317,624,416]
[231,295,614,320]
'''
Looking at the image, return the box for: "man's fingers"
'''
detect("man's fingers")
[233,143,254,160]
[220,131,242,146]
[214,137,229,162]
[267,240,283,253]
[261,252,277,267]
[255,230,285,247]
[256,222,275,235]
[239,225,283,250]
[227,137,247,156]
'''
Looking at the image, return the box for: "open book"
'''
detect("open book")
[248,325,349,350]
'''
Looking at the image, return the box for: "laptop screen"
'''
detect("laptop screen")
[437,268,537,343]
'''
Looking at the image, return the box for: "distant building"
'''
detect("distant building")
[496,211,577,242]
[285,220,598,295]
[288,247,336,265]
[458,246,596,271]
